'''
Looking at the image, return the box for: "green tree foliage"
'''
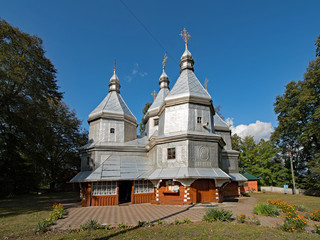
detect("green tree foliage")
[139,102,152,134]
[232,135,289,187]
[0,19,87,194]
[271,35,320,190]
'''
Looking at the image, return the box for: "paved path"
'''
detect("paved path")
[54,197,282,230]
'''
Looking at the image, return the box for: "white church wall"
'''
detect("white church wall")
[124,120,137,142]
[216,130,232,150]
[147,116,159,138]
[188,104,213,133]
[155,140,189,168]
[164,104,189,134]
[188,140,219,168]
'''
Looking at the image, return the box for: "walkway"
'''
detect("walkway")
[54,197,282,230]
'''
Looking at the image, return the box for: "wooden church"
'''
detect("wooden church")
[71,29,247,206]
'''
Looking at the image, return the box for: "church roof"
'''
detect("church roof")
[148,88,170,112]
[89,91,136,121]
[147,167,230,180]
[165,69,211,101]
[214,114,229,129]
[83,155,153,181]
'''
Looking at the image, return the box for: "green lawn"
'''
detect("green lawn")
[0,192,77,239]
[0,192,319,240]
[250,192,320,212]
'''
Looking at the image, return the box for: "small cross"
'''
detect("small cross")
[204,78,209,90]
[162,52,168,70]
[180,28,191,46]
[114,58,116,72]
[151,90,157,100]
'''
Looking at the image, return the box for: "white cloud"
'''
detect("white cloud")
[124,75,132,83]
[131,63,147,78]
[139,72,148,77]
[226,118,273,142]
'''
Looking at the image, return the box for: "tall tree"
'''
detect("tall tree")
[0,19,86,194]
[231,135,289,187]
[271,35,320,190]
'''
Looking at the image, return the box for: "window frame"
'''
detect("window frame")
[197,117,202,123]
[154,118,159,126]
[167,147,176,160]
[91,181,117,196]
[133,180,154,194]
[110,128,115,134]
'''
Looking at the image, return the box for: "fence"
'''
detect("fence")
[260,186,305,195]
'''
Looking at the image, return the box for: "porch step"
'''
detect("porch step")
[192,202,219,208]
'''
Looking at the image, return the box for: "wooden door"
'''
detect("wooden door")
[193,180,211,203]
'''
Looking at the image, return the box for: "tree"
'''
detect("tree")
[139,102,152,134]
[271,35,320,190]
[231,135,289,187]
[0,19,86,194]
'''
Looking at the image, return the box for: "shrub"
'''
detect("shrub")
[249,215,261,225]
[118,223,128,229]
[236,214,246,223]
[296,205,307,212]
[314,222,320,235]
[280,215,308,232]
[266,199,297,217]
[35,219,51,233]
[203,208,233,222]
[50,203,67,220]
[104,224,112,230]
[79,219,102,230]
[174,219,182,225]
[157,220,163,225]
[254,202,279,216]
[183,218,191,224]
[311,210,320,222]
[241,191,250,197]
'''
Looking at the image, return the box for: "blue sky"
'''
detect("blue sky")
[1,0,319,140]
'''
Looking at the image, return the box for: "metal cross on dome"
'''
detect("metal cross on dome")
[151,90,157,100]
[114,58,116,72]
[180,28,191,46]
[162,52,167,70]
[204,78,209,90]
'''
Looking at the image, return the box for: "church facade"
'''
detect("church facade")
[71,29,247,206]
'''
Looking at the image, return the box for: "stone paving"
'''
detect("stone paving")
[54,197,282,230]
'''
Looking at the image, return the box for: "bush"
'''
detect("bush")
[183,218,191,224]
[266,199,297,217]
[311,210,320,222]
[314,222,320,235]
[79,219,102,230]
[254,202,279,216]
[174,219,182,225]
[280,215,308,232]
[236,214,246,223]
[203,208,233,222]
[35,219,51,233]
[296,205,307,212]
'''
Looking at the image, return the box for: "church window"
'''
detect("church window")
[110,128,115,133]
[154,118,159,126]
[167,148,176,159]
[134,180,154,193]
[197,117,202,123]
[91,181,117,195]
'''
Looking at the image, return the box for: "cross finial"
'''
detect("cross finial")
[162,52,168,70]
[151,90,157,100]
[114,58,116,72]
[180,28,191,46]
[204,78,209,90]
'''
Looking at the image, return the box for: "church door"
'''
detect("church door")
[119,181,132,204]
[193,179,211,203]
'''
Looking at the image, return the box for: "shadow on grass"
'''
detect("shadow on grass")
[0,192,78,218]
[93,204,197,240]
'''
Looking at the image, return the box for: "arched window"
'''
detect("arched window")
[110,128,115,133]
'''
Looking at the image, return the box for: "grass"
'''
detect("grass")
[0,192,77,238]
[251,192,320,212]
[0,192,319,239]
[28,222,320,239]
